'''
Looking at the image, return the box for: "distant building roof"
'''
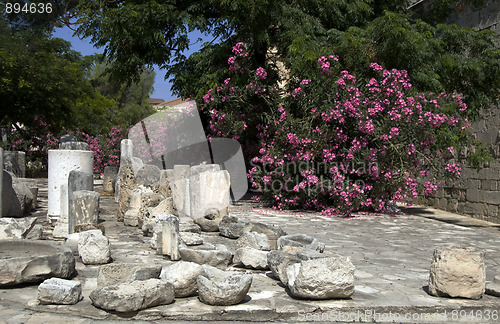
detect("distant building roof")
[147,98,166,106]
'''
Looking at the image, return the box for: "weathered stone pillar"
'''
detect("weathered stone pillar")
[115,139,134,203]
[47,150,93,223]
[68,170,94,234]
[103,165,118,193]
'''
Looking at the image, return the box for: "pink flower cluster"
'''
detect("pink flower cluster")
[199,45,471,216]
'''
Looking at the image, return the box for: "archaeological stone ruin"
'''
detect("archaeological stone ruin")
[1,132,500,321]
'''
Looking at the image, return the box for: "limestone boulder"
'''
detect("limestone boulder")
[219,215,249,239]
[278,234,325,253]
[0,239,75,286]
[179,244,233,269]
[97,263,162,286]
[193,208,224,232]
[0,217,37,239]
[428,246,485,299]
[160,261,203,297]
[234,248,269,270]
[267,249,326,285]
[219,215,286,249]
[286,256,355,299]
[78,230,111,265]
[237,231,271,251]
[90,279,174,312]
[197,265,252,306]
[37,278,82,305]
[180,232,203,246]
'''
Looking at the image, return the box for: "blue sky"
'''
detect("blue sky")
[52,26,210,102]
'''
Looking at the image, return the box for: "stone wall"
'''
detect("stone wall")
[411,0,500,223]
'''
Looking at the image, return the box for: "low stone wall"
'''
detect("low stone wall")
[417,106,500,223]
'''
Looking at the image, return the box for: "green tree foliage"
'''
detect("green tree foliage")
[0,5,155,140]
[83,56,156,135]
[0,13,92,133]
[70,0,500,122]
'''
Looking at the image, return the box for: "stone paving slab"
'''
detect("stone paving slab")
[1,179,499,323]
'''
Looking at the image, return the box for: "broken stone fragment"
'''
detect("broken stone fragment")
[179,244,233,269]
[180,232,203,246]
[160,261,203,297]
[37,278,82,305]
[97,263,162,286]
[0,217,37,239]
[197,265,252,306]
[428,246,485,299]
[234,248,269,270]
[236,231,271,251]
[0,239,75,287]
[219,215,286,249]
[286,256,355,299]
[267,249,327,285]
[90,279,174,312]
[486,275,500,297]
[278,234,325,253]
[78,230,111,265]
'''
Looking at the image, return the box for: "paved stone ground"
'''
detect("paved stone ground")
[1,179,500,323]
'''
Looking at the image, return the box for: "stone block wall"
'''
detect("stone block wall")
[418,107,500,222]
[412,0,500,223]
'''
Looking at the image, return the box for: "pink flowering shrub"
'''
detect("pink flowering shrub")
[199,45,484,215]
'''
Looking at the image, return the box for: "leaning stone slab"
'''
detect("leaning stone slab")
[38,278,82,305]
[160,261,203,297]
[179,245,233,269]
[278,234,325,253]
[97,263,162,286]
[11,176,34,215]
[267,249,327,285]
[428,246,485,299]
[0,217,37,239]
[287,256,355,299]
[237,231,271,251]
[90,279,174,312]
[2,171,22,217]
[0,239,75,286]
[234,248,269,270]
[25,224,43,240]
[78,230,111,265]
[486,275,500,297]
[197,265,253,306]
